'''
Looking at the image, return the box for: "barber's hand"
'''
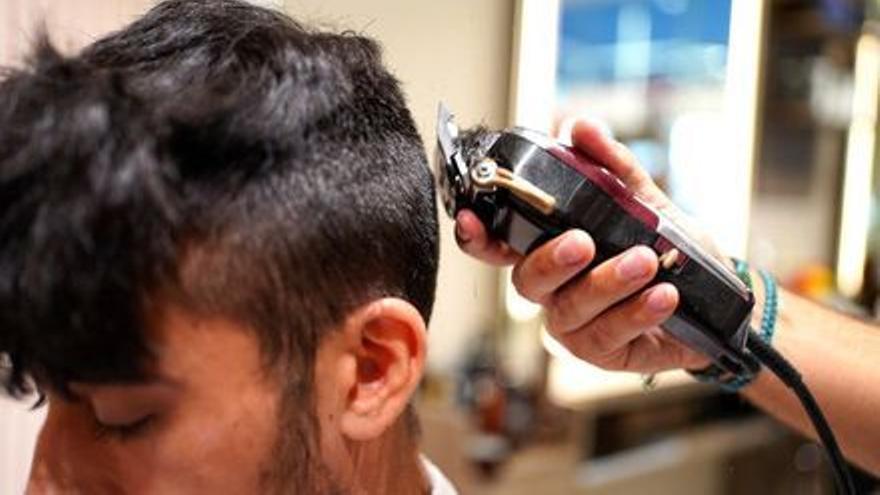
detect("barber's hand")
[455,120,715,373]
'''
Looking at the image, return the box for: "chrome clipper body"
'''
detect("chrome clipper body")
[436,103,759,379]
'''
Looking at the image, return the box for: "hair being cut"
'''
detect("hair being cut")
[0,0,438,412]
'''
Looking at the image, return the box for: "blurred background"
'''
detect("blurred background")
[1,0,878,493]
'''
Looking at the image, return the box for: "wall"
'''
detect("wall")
[285,0,514,372]
[0,0,155,64]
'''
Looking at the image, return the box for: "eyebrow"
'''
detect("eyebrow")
[67,375,177,399]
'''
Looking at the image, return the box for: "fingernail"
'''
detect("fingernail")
[647,285,675,312]
[554,232,589,266]
[455,220,471,243]
[616,249,652,281]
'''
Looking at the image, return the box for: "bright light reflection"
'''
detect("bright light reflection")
[837,34,880,297]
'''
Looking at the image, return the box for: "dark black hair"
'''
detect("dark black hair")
[0,0,438,398]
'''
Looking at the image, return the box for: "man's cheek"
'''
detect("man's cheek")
[139,393,280,492]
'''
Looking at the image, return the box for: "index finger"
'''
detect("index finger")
[570,120,667,205]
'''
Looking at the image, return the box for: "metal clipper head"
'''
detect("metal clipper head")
[434,102,470,217]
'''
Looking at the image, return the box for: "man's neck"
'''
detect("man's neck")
[347,421,429,494]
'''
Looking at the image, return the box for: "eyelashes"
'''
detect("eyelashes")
[91,414,157,442]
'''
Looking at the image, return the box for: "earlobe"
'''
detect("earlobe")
[339,298,426,442]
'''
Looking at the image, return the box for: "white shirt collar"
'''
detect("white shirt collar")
[420,455,458,495]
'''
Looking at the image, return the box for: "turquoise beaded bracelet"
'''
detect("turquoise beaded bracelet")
[758,269,779,344]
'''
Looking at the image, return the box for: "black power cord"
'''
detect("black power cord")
[745,331,856,495]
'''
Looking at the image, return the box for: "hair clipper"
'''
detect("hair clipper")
[436,103,760,379]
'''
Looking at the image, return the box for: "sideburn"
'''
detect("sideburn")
[260,369,346,495]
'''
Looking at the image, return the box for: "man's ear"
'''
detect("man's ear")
[338,298,427,442]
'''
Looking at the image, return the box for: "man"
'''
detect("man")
[0,0,452,493]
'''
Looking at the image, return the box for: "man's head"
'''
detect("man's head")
[0,0,439,492]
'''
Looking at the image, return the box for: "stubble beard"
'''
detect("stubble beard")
[259,380,347,495]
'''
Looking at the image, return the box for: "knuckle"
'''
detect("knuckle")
[558,332,596,363]
[614,141,639,167]
[548,277,594,331]
[544,304,568,335]
[576,267,623,305]
[600,352,630,371]
[583,320,620,357]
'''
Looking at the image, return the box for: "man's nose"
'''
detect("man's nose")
[25,458,61,495]
[26,454,123,495]
[24,405,115,494]
[25,409,74,494]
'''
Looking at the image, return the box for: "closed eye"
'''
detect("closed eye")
[92,413,157,442]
